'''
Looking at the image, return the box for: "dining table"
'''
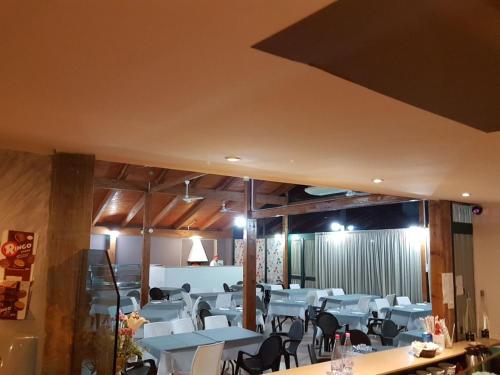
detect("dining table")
[210,307,265,328]
[139,327,262,374]
[140,300,186,322]
[190,291,243,308]
[326,308,371,332]
[390,303,432,329]
[320,293,379,309]
[269,288,317,302]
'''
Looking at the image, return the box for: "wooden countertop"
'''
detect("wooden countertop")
[276,339,500,375]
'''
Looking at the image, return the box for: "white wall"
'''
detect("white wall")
[473,203,500,338]
[90,234,108,250]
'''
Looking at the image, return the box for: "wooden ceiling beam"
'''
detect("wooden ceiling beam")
[216,176,238,191]
[155,185,286,206]
[173,200,206,229]
[122,195,145,227]
[92,226,231,239]
[272,183,296,196]
[151,172,206,192]
[250,194,417,219]
[95,178,147,192]
[151,196,181,227]
[154,169,169,185]
[199,210,226,230]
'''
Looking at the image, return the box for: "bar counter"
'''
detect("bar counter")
[275,338,499,375]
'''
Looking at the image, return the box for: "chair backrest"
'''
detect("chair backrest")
[256,296,266,313]
[215,293,232,309]
[317,312,341,336]
[306,290,316,306]
[181,283,191,293]
[198,300,211,311]
[270,284,283,291]
[289,284,301,289]
[288,319,304,341]
[199,308,212,329]
[385,294,397,306]
[381,319,400,338]
[357,296,371,313]
[345,329,371,346]
[374,298,391,318]
[127,289,141,301]
[129,296,139,312]
[181,291,193,316]
[149,287,164,301]
[258,335,283,369]
[191,342,224,375]
[204,315,229,330]
[223,283,231,292]
[256,284,265,292]
[171,318,195,334]
[314,290,329,307]
[237,280,244,285]
[396,296,412,306]
[256,288,263,301]
[144,321,172,338]
[331,288,345,296]
[307,344,318,364]
[307,305,317,321]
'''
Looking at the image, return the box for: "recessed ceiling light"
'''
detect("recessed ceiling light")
[225,156,241,162]
[372,178,384,184]
[462,192,471,197]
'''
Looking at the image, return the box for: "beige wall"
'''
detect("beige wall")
[473,203,500,338]
[0,149,52,374]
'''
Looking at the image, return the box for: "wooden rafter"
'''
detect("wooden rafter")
[92,226,231,239]
[199,210,226,230]
[92,164,129,225]
[151,172,206,192]
[95,178,147,191]
[216,176,238,191]
[173,200,205,229]
[151,196,181,227]
[271,183,296,196]
[154,169,169,185]
[122,195,145,227]
[250,194,416,219]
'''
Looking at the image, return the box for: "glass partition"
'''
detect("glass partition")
[74,249,118,375]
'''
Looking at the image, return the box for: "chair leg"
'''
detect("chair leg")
[318,336,323,356]
[293,354,299,368]
[312,326,317,347]
[284,353,290,369]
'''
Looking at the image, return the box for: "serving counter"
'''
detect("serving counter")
[275,338,499,375]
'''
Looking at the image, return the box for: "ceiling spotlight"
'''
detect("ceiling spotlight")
[462,192,471,198]
[372,178,384,184]
[234,216,246,228]
[330,222,344,232]
[347,225,355,231]
[225,156,241,162]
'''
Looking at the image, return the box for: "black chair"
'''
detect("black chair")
[380,319,404,346]
[317,312,344,356]
[223,283,232,292]
[255,296,267,333]
[272,320,304,369]
[307,344,329,364]
[367,309,392,336]
[149,287,164,301]
[198,300,211,312]
[235,335,282,374]
[237,280,244,285]
[124,358,157,375]
[127,289,141,301]
[343,329,371,346]
[199,308,212,329]
[307,305,320,346]
[181,283,191,293]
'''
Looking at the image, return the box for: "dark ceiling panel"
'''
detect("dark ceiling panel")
[254,0,500,133]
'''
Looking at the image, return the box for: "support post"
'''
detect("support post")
[243,179,257,330]
[282,215,289,288]
[140,191,152,307]
[43,153,94,375]
[429,200,456,335]
[419,201,429,302]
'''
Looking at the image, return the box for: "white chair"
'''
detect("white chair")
[171,318,195,334]
[306,290,316,306]
[331,288,345,296]
[270,284,283,291]
[289,284,301,289]
[144,321,172,338]
[396,296,412,306]
[204,315,229,330]
[191,342,224,375]
[181,291,193,317]
[355,296,372,313]
[386,294,397,306]
[129,296,139,312]
[314,290,329,307]
[191,296,203,329]
[215,293,232,309]
[256,288,263,301]
[374,298,391,319]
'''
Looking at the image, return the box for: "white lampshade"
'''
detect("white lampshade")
[188,236,208,262]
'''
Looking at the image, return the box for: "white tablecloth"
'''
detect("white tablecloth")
[326,309,370,332]
[391,303,432,329]
[267,300,307,320]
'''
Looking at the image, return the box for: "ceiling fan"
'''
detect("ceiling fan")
[220,201,239,213]
[183,180,205,203]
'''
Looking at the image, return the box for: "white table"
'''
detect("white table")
[270,288,316,302]
[320,294,379,309]
[211,307,265,327]
[140,301,185,322]
[326,309,370,332]
[390,303,432,329]
[267,300,308,321]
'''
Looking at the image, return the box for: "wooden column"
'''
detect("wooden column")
[429,200,456,334]
[43,153,94,375]
[108,233,117,264]
[282,215,289,288]
[419,201,429,302]
[243,180,257,330]
[140,191,152,307]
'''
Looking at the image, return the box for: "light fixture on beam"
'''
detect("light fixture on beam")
[234,216,246,228]
[225,156,241,162]
[372,178,384,184]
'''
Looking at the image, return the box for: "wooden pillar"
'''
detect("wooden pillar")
[429,200,456,334]
[108,233,117,264]
[243,180,257,330]
[282,215,289,288]
[43,153,94,375]
[419,201,429,302]
[140,192,152,307]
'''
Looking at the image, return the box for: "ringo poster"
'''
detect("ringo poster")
[0,230,37,320]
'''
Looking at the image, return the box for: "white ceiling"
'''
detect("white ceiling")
[1,0,499,203]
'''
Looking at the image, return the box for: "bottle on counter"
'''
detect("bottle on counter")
[331,333,343,374]
[343,332,354,374]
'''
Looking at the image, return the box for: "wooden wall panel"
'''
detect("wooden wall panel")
[43,153,95,375]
